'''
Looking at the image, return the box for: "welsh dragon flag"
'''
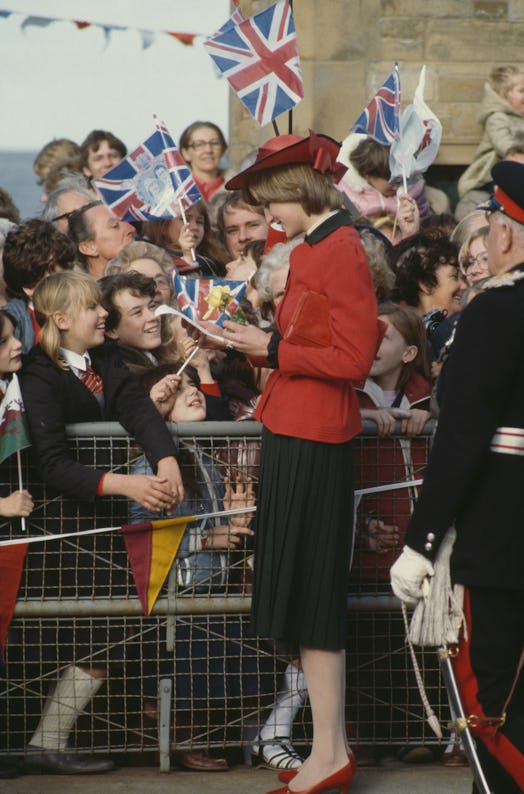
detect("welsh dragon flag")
[0,374,30,464]
[0,373,31,656]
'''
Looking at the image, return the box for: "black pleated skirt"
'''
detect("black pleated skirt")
[251,428,354,650]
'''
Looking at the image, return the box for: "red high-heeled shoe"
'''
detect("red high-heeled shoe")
[278,751,356,785]
[265,760,353,794]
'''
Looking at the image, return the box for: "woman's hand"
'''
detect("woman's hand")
[222,320,270,358]
[205,524,254,550]
[0,489,34,518]
[401,408,431,437]
[223,476,255,526]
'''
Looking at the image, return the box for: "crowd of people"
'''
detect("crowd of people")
[0,66,523,792]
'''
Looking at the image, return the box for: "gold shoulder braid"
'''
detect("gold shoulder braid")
[482,270,524,290]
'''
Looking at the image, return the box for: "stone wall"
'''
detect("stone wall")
[227,0,524,171]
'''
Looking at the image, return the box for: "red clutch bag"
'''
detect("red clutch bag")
[283,290,331,348]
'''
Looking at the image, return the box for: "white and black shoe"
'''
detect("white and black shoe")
[251,737,304,770]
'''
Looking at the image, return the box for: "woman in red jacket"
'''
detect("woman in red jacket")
[220,133,380,794]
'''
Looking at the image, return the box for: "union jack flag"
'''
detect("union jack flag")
[217,5,245,34]
[203,0,303,127]
[94,116,201,222]
[173,273,247,328]
[389,65,442,182]
[351,65,401,145]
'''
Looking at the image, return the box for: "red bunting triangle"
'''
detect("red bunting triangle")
[0,544,28,659]
[165,31,197,46]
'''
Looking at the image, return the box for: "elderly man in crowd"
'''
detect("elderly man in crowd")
[68,201,135,280]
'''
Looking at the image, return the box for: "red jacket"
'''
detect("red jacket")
[254,212,380,443]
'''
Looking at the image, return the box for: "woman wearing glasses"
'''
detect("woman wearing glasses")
[458,225,490,286]
[180,121,228,203]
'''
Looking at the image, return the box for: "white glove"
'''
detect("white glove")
[390,545,434,605]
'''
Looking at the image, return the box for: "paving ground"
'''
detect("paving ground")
[0,760,473,794]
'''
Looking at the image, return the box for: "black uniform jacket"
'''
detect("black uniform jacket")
[405,263,524,590]
[19,342,178,502]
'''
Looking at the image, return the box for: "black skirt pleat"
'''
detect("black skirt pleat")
[251,428,354,650]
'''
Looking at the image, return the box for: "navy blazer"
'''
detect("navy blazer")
[20,342,178,502]
[405,264,524,590]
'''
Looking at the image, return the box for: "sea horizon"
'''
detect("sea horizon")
[0,149,42,220]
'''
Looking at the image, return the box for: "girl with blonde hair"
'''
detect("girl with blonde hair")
[18,271,183,774]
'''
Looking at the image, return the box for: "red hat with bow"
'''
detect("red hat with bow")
[225,130,347,190]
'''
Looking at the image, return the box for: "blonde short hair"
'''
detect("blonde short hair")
[105,240,174,277]
[245,163,343,215]
[34,271,101,368]
[489,65,524,100]
[458,225,489,274]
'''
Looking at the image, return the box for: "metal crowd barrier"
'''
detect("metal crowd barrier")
[0,420,447,762]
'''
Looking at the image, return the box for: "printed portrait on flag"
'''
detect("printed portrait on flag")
[134,160,173,214]
[95,118,202,222]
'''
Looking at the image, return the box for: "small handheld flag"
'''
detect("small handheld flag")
[0,374,31,465]
[95,117,202,222]
[203,0,303,127]
[389,65,442,183]
[173,273,248,328]
[351,64,401,145]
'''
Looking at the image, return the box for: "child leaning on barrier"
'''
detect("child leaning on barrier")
[0,309,34,520]
[15,271,183,776]
[352,303,433,584]
[0,311,34,779]
[0,308,34,630]
[129,362,255,590]
[127,362,266,773]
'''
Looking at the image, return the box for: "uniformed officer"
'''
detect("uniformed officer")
[391,160,524,794]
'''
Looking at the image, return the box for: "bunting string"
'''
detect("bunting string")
[0,7,201,48]
[0,479,423,548]
[0,506,256,548]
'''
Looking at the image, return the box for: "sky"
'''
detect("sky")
[0,0,231,152]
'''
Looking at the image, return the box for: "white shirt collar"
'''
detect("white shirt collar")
[59,347,91,374]
[305,210,339,237]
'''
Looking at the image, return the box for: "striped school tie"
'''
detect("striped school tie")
[80,359,103,394]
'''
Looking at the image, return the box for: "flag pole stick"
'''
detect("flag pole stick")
[16,449,26,532]
[177,199,196,262]
[176,345,199,376]
[289,0,294,134]
[272,120,280,136]
[392,207,399,242]
[392,160,408,242]
[401,159,408,194]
